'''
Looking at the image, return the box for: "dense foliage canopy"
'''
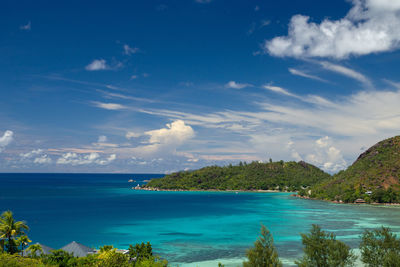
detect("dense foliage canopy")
[309,136,400,203]
[146,160,331,191]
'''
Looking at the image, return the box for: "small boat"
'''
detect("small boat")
[128,179,136,183]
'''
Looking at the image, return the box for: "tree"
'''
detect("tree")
[360,227,400,266]
[42,249,75,267]
[97,248,130,267]
[26,244,43,258]
[0,211,29,254]
[16,235,31,256]
[243,224,282,267]
[295,225,355,267]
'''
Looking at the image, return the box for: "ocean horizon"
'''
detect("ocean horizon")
[2,173,400,266]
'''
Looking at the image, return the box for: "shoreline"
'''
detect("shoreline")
[292,194,400,206]
[133,187,288,193]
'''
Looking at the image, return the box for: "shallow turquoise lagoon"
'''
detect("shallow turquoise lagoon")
[1,173,400,266]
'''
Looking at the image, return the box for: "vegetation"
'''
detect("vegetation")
[359,227,400,266]
[0,211,30,254]
[146,160,331,191]
[295,225,355,267]
[243,224,282,267]
[309,136,400,203]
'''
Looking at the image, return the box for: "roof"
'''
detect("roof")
[24,243,54,256]
[60,241,95,257]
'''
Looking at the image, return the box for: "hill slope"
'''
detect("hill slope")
[309,136,400,203]
[145,160,331,191]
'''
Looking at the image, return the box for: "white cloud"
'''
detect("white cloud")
[305,136,347,172]
[98,135,107,143]
[85,59,108,71]
[20,21,31,31]
[288,68,328,83]
[319,61,372,87]
[263,85,298,97]
[195,0,212,3]
[92,102,127,110]
[126,132,141,139]
[56,152,116,165]
[0,130,14,152]
[20,149,43,158]
[266,0,400,59]
[34,155,52,164]
[123,44,140,55]
[225,81,252,89]
[129,120,195,156]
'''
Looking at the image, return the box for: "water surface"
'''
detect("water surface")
[1,173,399,266]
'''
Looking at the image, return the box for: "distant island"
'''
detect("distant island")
[143,135,400,204]
[144,160,331,191]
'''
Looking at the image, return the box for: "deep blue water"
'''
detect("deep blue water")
[1,173,400,266]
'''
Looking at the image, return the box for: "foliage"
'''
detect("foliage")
[243,224,282,267]
[96,248,130,267]
[360,227,400,266]
[129,242,167,267]
[146,160,331,191]
[295,225,355,267]
[0,252,47,267]
[41,249,75,267]
[0,211,29,254]
[26,244,43,258]
[311,136,400,203]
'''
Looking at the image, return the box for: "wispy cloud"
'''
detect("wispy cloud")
[20,21,31,31]
[288,68,329,83]
[263,85,298,97]
[92,102,127,110]
[319,61,372,87]
[225,81,252,89]
[123,44,140,55]
[195,0,212,3]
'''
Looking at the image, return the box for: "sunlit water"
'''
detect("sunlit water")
[1,173,400,266]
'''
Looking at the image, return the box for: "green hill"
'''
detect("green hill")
[309,136,400,203]
[145,160,331,191]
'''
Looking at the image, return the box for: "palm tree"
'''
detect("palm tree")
[26,243,43,258]
[17,235,32,256]
[0,210,29,254]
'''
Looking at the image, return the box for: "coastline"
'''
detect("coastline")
[133,187,287,193]
[292,194,400,206]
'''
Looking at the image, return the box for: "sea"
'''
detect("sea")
[1,173,400,266]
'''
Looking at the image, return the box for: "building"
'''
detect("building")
[60,241,96,257]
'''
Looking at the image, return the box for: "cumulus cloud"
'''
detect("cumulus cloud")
[265,0,400,59]
[20,21,31,31]
[20,149,52,164]
[0,130,14,152]
[305,136,347,172]
[34,155,52,164]
[85,59,108,71]
[56,152,116,165]
[225,81,252,89]
[123,44,140,55]
[126,132,141,139]
[129,120,194,156]
[20,149,43,158]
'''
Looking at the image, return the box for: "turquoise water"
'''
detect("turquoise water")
[1,173,400,266]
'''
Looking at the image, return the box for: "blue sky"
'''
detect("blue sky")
[1,0,400,173]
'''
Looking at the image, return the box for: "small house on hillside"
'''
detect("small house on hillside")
[61,241,95,257]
